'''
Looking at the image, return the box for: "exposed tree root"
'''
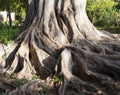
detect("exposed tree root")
[2,41,120,95]
[56,47,120,95]
[0,0,120,95]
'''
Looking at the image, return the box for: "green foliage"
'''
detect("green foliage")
[4,73,17,79]
[11,0,26,20]
[13,78,27,85]
[0,0,26,15]
[53,76,60,84]
[0,0,8,11]
[32,75,40,80]
[0,0,26,25]
[87,0,120,28]
[3,73,27,85]
[0,24,20,44]
[115,10,120,27]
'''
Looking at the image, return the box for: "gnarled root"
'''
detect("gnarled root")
[56,46,120,95]
[5,80,50,95]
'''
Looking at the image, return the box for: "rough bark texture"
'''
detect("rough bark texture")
[0,0,120,95]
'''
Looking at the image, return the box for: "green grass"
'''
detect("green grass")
[0,25,20,44]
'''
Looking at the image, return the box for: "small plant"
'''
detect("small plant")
[53,76,60,84]
[4,73,17,79]
[4,73,11,80]
[32,75,40,80]
[3,73,27,85]
[13,78,27,85]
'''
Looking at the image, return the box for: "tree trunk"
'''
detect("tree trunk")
[8,0,12,26]
[1,0,120,95]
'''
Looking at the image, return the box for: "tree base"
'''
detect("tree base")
[0,0,120,94]
[1,39,120,95]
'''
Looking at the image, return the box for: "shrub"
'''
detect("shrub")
[87,0,119,28]
[0,25,20,44]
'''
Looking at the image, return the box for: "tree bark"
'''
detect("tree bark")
[8,0,12,26]
[1,0,120,95]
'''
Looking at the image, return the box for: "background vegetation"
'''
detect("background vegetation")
[0,0,119,43]
[0,22,19,44]
[0,0,26,25]
[87,0,120,28]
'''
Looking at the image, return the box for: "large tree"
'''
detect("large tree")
[1,0,120,95]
